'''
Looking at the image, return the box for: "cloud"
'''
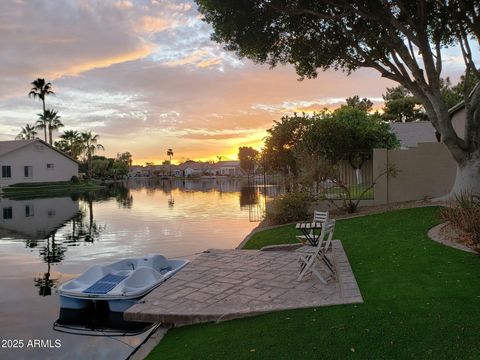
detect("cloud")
[1,0,469,164]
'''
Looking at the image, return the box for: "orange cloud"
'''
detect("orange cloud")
[135,16,171,33]
[48,46,154,79]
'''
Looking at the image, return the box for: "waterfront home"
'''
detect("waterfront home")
[0,139,79,188]
[215,160,246,177]
[179,160,214,177]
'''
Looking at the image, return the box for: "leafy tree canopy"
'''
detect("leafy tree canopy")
[261,114,312,176]
[238,146,259,173]
[382,86,427,122]
[302,107,399,169]
[196,0,480,173]
[343,95,373,112]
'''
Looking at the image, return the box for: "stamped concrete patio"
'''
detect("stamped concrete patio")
[124,241,362,326]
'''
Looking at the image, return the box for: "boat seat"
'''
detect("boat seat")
[83,274,128,294]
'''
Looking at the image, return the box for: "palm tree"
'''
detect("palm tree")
[28,78,54,142]
[167,148,174,176]
[15,124,37,140]
[48,111,64,145]
[36,109,63,145]
[60,130,83,159]
[81,131,104,178]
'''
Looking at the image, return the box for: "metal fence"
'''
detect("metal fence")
[319,160,374,200]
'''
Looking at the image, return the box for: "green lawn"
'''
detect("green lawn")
[323,183,374,200]
[147,207,480,359]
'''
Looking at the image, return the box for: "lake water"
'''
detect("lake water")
[0,179,280,360]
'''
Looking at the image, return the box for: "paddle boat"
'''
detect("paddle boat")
[57,254,189,312]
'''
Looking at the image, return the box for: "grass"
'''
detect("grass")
[2,181,103,198]
[147,207,480,359]
[323,183,374,200]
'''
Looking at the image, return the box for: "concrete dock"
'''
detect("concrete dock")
[124,241,362,326]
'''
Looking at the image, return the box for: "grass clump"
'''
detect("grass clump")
[441,191,480,249]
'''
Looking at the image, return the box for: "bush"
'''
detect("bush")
[440,192,480,249]
[70,175,80,184]
[266,191,311,224]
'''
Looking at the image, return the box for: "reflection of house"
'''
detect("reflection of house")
[0,197,79,239]
[0,139,79,187]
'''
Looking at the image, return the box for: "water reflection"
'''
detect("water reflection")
[0,180,284,359]
[0,196,79,239]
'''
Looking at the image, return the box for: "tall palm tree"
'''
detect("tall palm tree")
[36,109,63,145]
[48,111,64,145]
[15,124,37,140]
[28,78,54,142]
[167,148,174,176]
[60,130,83,159]
[81,131,104,178]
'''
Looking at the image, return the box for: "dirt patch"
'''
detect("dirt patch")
[428,222,477,254]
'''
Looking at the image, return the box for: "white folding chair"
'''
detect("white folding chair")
[297,219,336,283]
[296,210,329,244]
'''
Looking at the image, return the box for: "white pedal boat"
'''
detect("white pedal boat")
[57,255,189,312]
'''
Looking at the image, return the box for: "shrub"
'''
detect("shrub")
[440,192,480,249]
[265,191,311,224]
[70,175,80,184]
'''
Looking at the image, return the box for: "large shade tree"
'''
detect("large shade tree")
[197,0,480,196]
[28,78,54,142]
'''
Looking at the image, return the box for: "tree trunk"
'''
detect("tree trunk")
[49,127,52,145]
[449,151,480,197]
[88,154,92,179]
[355,168,363,185]
[42,99,47,142]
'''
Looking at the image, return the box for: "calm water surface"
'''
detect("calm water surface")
[0,179,279,360]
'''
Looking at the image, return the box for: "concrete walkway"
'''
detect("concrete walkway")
[124,241,362,326]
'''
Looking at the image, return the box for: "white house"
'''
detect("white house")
[0,139,79,188]
[215,161,246,177]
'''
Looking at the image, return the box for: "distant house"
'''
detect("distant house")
[0,139,79,188]
[389,121,438,149]
[214,161,246,177]
[448,101,468,140]
[179,161,210,177]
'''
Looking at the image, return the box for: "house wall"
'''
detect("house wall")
[373,142,456,204]
[0,142,78,187]
[451,107,466,139]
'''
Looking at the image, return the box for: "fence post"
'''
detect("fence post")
[373,148,388,205]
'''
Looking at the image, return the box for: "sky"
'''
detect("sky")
[0,0,468,165]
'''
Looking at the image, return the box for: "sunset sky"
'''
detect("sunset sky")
[0,0,468,164]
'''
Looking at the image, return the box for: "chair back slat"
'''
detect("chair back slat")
[313,210,329,223]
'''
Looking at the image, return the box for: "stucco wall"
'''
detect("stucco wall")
[0,142,78,187]
[373,142,456,204]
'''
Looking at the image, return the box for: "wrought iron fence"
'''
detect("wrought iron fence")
[319,160,374,200]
